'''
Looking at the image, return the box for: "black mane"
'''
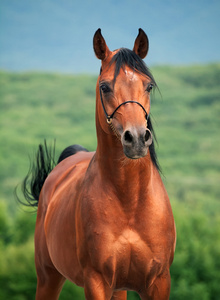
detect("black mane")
[110,48,161,172]
[111,48,157,86]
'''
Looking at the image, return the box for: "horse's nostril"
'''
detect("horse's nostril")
[145,129,153,146]
[145,130,150,141]
[124,130,133,143]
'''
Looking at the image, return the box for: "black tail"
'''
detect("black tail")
[18,141,88,207]
[18,140,56,207]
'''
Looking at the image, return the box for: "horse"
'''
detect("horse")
[21,28,176,299]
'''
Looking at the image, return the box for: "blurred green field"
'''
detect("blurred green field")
[0,64,220,299]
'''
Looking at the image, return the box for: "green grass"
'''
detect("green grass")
[0,64,220,299]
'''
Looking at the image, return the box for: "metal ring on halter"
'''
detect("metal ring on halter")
[106,117,112,125]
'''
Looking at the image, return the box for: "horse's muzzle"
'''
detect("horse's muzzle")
[121,127,152,159]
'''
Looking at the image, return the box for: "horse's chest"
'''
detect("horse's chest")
[90,229,162,290]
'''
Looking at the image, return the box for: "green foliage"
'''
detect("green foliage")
[170,202,220,300]
[12,212,36,244]
[0,64,220,299]
[0,201,12,244]
[0,238,36,299]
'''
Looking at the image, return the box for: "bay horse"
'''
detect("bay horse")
[22,28,176,299]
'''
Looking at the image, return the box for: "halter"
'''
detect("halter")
[99,84,150,139]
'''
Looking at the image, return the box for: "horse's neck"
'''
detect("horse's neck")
[95,131,154,199]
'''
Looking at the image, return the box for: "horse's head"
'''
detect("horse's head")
[94,28,156,160]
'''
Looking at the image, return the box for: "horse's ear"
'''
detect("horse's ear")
[133,28,149,59]
[93,28,110,60]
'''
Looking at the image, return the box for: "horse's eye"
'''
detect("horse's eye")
[146,83,154,93]
[100,84,111,94]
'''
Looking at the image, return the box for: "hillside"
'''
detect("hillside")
[0,64,220,299]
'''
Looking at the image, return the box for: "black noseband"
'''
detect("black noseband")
[99,85,150,125]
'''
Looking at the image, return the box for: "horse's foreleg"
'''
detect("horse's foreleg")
[140,270,171,300]
[84,269,113,300]
[111,291,127,299]
[35,219,65,300]
[35,266,65,300]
